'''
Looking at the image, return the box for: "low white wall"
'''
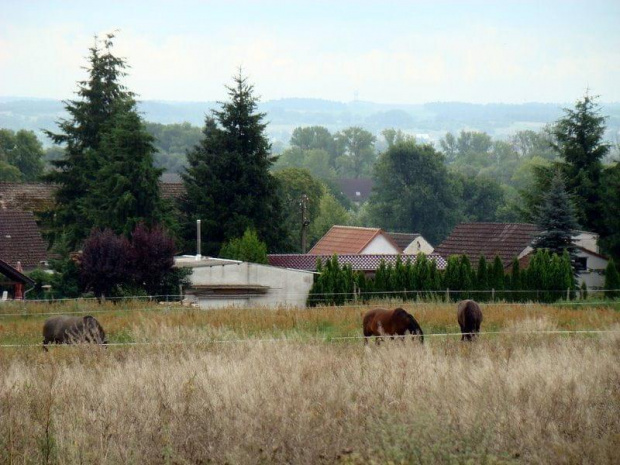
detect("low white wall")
[186,261,315,309]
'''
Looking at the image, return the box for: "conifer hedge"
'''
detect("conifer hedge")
[307,250,577,306]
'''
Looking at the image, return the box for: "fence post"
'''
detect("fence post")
[492,288,495,301]
[445,288,450,302]
[566,288,570,301]
[353,282,358,303]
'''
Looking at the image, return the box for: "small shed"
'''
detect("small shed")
[175,256,315,309]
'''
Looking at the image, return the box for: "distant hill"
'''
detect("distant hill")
[1,96,618,146]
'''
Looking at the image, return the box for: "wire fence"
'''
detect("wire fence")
[1,328,619,349]
[0,290,618,319]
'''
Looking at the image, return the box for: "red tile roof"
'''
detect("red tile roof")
[0,210,48,270]
[309,225,400,255]
[268,253,447,271]
[435,222,539,267]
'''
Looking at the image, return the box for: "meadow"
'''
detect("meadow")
[0,299,619,464]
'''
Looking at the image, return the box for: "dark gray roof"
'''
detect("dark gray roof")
[435,222,540,267]
[0,210,48,270]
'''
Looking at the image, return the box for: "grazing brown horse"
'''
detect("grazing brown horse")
[457,300,483,341]
[362,308,424,344]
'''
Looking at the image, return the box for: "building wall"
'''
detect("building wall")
[361,235,401,254]
[576,249,608,290]
[403,237,434,255]
[183,261,315,309]
[574,232,599,254]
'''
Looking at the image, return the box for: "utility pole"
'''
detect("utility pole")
[300,194,310,253]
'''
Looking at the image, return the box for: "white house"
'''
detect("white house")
[175,256,315,309]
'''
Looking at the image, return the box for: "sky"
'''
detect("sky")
[1,0,619,104]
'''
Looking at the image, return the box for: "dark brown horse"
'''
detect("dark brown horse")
[362,308,424,344]
[457,300,483,341]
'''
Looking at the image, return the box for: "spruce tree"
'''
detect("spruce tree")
[85,101,171,236]
[551,94,609,232]
[44,34,168,248]
[45,34,134,249]
[532,170,579,261]
[181,71,285,255]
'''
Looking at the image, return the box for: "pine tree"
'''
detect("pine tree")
[551,94,609,232]
[45,34,134,249]
[85,102,171,236]
[181,71,285,255]
[532,170,579,262]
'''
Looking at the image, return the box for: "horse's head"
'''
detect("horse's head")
[406,313,424,343]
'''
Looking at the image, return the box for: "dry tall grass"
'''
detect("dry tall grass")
[1,321,619,464]
[1,299,619,345]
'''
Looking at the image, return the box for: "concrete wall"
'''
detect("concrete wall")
[182,260,315,309]
[361,235,401,254]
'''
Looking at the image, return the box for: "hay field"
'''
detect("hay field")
[0,300,619,464]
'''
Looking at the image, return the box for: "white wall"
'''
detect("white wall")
[403,237,434,255]
[182,261,315,309]
[361,234,401,254]
[574,232,599,253]
[576,249,608,290]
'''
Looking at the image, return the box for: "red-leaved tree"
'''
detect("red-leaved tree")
[81,228,131,298]
[129,222,176,295]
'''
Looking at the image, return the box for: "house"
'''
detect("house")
[268,253,447,276]
[435,222,609,290]
[388,232,434,255]
[0,259,35,300]
[0,210,49,270]
[174,256,315,309]
[309,226,402,255]
[336,178,373,205]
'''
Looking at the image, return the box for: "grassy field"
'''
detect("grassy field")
[0,300,619,464]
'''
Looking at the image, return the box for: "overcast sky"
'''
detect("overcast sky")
[1,0,619,104]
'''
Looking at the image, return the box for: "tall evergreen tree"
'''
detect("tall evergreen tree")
[85,102,171,236]
[44,34,167,249]
[531,170,579,260]
[181,72,285,255]
[550,94,609,232]
[45,34,133,249]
